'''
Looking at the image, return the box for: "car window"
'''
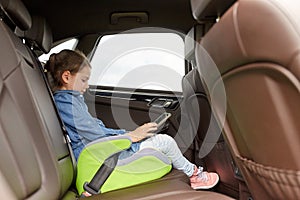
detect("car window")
[38,38,78,63]
[89,33,185,92]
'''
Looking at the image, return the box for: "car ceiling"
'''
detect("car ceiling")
[22,0,198,42]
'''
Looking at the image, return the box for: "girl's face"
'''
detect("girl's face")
[62,65,91,94]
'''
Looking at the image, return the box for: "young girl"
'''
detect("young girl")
[45,49,219,190]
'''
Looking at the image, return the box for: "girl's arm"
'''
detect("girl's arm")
[94,117,127,135]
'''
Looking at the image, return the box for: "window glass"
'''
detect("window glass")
[38,38,78,63]
[89,33,184,92]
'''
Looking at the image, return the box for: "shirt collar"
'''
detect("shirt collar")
[54,90,82,96]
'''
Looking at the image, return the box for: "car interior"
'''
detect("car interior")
[0,0,299,199]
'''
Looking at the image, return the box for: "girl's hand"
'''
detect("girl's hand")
[126,123,158,142]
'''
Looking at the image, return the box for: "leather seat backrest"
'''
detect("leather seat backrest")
[0,0,74,199]
[193,0,300,199]
[183,25,240,198]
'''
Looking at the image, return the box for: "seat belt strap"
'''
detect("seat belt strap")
[30,50,77,174]
[83,152,121,195]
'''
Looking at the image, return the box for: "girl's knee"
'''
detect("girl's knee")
[160,134,172,140]
[158,134,176,145]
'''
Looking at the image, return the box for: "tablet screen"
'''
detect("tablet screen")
[154,112,171,128]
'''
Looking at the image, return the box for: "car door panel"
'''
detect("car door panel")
[84,87,182,136]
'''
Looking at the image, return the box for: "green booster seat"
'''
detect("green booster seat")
[76,135,172,195]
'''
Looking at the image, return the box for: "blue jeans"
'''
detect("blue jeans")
[140,134,195,177]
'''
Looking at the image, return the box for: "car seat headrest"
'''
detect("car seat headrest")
[0,0,32,30]
[190,0,235,22]
[198,0,300,78]
[185,25,204,66]
[16,15,53,53]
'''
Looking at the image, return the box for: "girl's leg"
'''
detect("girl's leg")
[140,134,195,177]
[140,134,219,190]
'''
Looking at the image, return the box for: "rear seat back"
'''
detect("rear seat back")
[0,0,74,199]
[0,1,235,199]
[183,25,240,198]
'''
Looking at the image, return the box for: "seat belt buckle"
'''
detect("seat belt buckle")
[80,191,92,198]
[83,182,100,195]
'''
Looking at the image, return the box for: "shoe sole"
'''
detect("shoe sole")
[191,174,220,190]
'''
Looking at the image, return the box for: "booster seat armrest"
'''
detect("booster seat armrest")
[76,135,132,195]
[79,135,132,162]
[117,147,171,166]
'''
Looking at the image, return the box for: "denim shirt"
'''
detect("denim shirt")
[53,90,140,160]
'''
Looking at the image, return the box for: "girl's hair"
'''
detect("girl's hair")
[44,49,91,92]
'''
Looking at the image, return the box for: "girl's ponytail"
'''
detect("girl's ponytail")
[44,53,56,73]
[44,53,57,91]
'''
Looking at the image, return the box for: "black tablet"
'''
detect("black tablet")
[153,112,172,129]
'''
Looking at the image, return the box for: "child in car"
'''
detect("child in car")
[44,49,219,190]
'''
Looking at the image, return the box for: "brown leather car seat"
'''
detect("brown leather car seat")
[192,0,300,199]
[183,25,240,198]
[0,0,234,199]
[0,2,75,200]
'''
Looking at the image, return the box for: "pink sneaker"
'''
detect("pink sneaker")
[190,166,219,190]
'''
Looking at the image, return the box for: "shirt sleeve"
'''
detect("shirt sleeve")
[94,117,127,135]
[56,94,126,145]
